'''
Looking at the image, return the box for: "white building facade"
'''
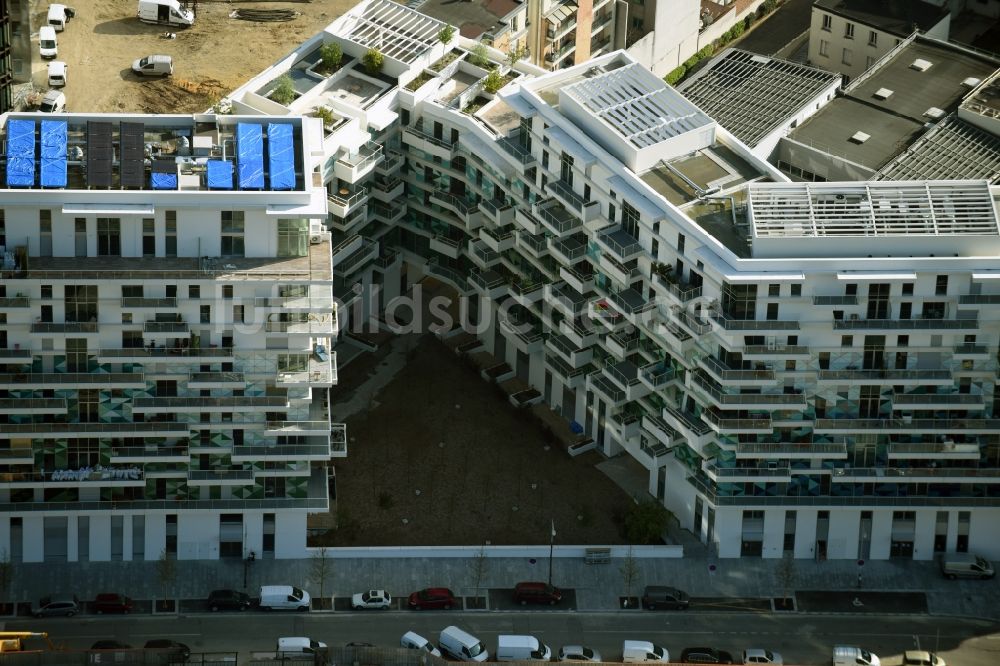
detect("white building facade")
[0,113,341,562]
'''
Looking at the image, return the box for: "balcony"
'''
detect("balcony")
[500,316,545,354]
[547,282,589,318]
[516,231,550,258]
[232,442,334,462]
[588,298,629,332]
[642,414,676,447]
[188,372,246,389]
[0,398,68,414]
[587,372,628,406]
[144,319,188,334]
[703,461,789,482]
[0,296,30,308]
[132,396,289,413]
[546,333,593,367]
[891,392,985,410]
[597,252,642,286]
[651,273,703,304]
[469,268,508,298]
[328,186,370,218]
[509,279,545,307]
[371,175,405,202]
[813,417,1000,434]
[544,354,593,389]
[425,259,470,293]
[0,447,36,464]
[833,316,978,330]
[547,179,587,213]
[30,322,98,334]
[691,372,806,409]
[479,226,515,253]
[332,238,379,277]
[468,238,501,268]
[0,422,190,437]
[110,446,189,463]
[609,409,642,442]
[497,135,535,165]
[700,356,775,384]
[430,234,463,260]
[560,263,594,294]
[254,295,336,312]
[431,190,481,227]
[536,199,580,236]
[263,421,331,437]
[0,348,32,362]
[0,373,145,389]
[604,360,651,401]
[120,297,178,308]
[662,404,714,447]
[264,315,337,335]
[515,208,545,235]
[605,328,639,360]
[954,344,989,357]
[549,233,588,265]
[639,361,675,391]
[403,123,455,160]
[334,141,384,182]
[959,294,1000,304]
[817,368,952,384]
[97,347,233,362]
[830,466,1000,482]
[886,442,981,459]
[711,315,800,331]
[700,409,773,434]
[736,442,847,460]
[187,469,255,486]
[743,344,810,358]
[373,249,401,272]
[560,317,599,348]
[596,226,642,261]
[606,287,651,317]
[480,198,516,226]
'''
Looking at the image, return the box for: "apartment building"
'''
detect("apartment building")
[180,0,1000,561]
[808,0,949,81]
[0,0,11,113]
[0,113,341,562]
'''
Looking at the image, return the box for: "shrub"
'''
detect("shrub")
[312,106,335,128]
[470,43,489,67]
[624,500,671,544]
[270,75,295,105]
[438,25,455,44]
[507,46,526,67]
[483,68,504,94]
[320,42,343,71]
[363,48,384,75]
[664,65,686,85]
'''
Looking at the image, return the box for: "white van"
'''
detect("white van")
[622,640,670,663]
[132,54,173,77]
[940,553,995,579]
[137,0,194,27]
[832,646,880,666]
[439,626,489,662]
[497,635,552,662]
[47,61,67,87]
[39,26,58,59]
[277,637,327,656]
[47,4,68,31]
[401,631,441,657]
[258,585,310,611]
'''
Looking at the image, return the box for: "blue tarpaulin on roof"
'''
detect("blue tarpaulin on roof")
[237,122,264,190]
[40,120,67,188]
[206,159,233,190]
[267,123,294,191]
[6,119,36,187]
[151,171,177,190]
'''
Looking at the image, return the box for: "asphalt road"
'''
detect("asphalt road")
[9,610,1000,665]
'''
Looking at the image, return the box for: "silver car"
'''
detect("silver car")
[32,595,80,617]
[559,645,602,662]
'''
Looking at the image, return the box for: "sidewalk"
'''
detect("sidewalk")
[6,553,998,620]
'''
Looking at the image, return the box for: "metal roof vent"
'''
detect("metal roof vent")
[873,87,894,100]
[850,131,871,144]
[910,58,932,72]
[924,107,945,119]
[962,77,982,88]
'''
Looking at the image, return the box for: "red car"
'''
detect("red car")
[513,581,562,605]
[92,593,134,614]
[407,587,459,610]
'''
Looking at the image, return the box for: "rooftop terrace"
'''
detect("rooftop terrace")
[339,0,445,64]
[641,143,768,207]
[416,0,522,41]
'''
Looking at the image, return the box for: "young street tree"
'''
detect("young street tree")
[156,548,176,611]
[311,547,334,608]
[469,545,489,601]
[619,545,640,608]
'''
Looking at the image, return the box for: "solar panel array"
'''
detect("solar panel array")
[120,122,145,188]
[87,122,113,188]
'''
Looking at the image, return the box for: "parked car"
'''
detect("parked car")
[558,645,602,662]
[144,640,191,660]
[91,640,132,650]
[39,25,58,59]
[622,640,669,663]
[513,581,562,605]
[31,595,80,617]
[132,54,174,77]
[680,647,734,664]
[743,649,783,665]
[206,589,251,611]
[903,652,945,666]
[278,637,328,656]
[47,61,67,87]
[39,90,65,113]
[92,593,134,614]
[352,589,391,610]
[641,585,690,610]
[939,552,994,579]
[401,631,442,657]
[408,587,458,610]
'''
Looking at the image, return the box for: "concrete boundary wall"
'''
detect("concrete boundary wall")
[307,545,684,558]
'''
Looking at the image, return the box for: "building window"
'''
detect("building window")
[935,275,948,296]
[200,305,211,324]
[189,285,200,299]
[842,48,852,66]
[559,152,574,187]
[721,283,757,320]
[866,56,876,70]
[677,233,685,253]
[66,338,88,372]
[221,211,245,257]
[142,218,155,256]
[277,219,308,257]
[222,285,234,299]
[64,285,97,323]
[0,210,5,247]
[790,284,802,297]
[78,390,99,423]
[165,211,177,257]
[868,30,877,47]
[841,335,853,347]
[844,22,854,39]
[39,211,53,257]
[97,218,121,256]
[768,284,780,298]
[902,283,913,296]
[621,200,640,238]
[819,39,829,57]
[821,14,832,31]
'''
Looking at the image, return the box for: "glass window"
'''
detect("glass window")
[97,218,121,256]
[221,211,245,257]
[277,219,309,257]
[822,14,832,31]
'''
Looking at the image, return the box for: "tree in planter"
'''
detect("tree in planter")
[619,545,640,608]
[775,552,796,609]
[438,24,455,45]
[320,42,343,73]
[624,500,671,544]
[271,74,295,105]
[506,46,526,67]
[470,43,489,68]
[483,68,504,94]
[312,106,336,131]
[363,48,384,75]
[156,548,176,612]
[469,544,489,605]
[310,547,334,609]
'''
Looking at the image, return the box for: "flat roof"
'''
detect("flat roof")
[814,0,948,38]
[562,61,714,149]
[417,0,522,40]
[748,181,1000,239]
[340,0,444,64]
[961,69,1000,121]
[877,115,1000,183]
[678,49,840,147]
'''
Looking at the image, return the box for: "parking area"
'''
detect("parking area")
[25,0,354,113]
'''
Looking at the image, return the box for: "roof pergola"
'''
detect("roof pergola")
[341,0,445,65]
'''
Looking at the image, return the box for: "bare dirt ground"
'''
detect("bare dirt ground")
[316,334,634,547]
[31,0,356,113]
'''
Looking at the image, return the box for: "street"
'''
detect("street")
[8,610,999,665]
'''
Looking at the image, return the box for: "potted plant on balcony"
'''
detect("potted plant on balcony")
[483,68,504,94]
[470,43,489,68]
[362,48,384,75]
[317,42,343,77]
[269,74,296,105]
[652,262,675,282]
[312,106,336,132]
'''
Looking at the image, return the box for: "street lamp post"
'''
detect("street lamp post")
[243,550,256,590]
[547,519,555,586]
